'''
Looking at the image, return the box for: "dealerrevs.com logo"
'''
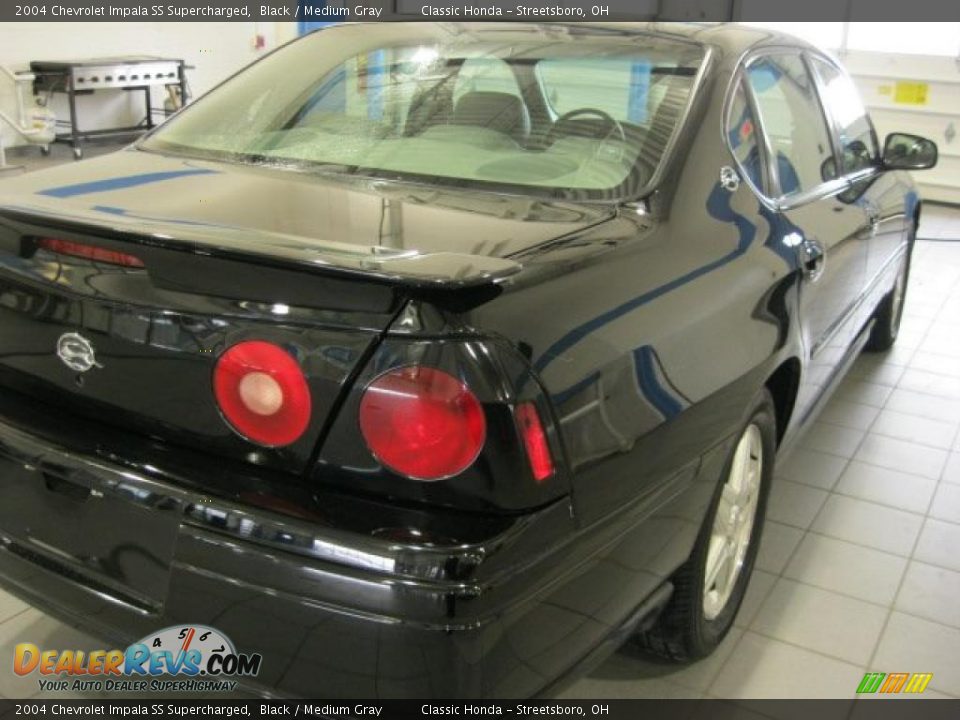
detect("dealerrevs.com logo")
[14,625,262,694]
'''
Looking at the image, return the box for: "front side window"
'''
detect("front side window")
[809,56,879,175]
[140,25,704,200]
[746,53,835,197]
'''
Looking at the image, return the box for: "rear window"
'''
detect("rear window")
[141,25,705,201]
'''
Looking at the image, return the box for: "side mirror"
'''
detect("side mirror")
[882,133,938,170]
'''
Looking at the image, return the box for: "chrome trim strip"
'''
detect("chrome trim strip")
[775,177,851,212]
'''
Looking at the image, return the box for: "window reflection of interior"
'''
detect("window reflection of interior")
[142,35,704,199]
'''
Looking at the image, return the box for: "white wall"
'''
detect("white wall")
[275,22,299,46]
[0,22,283,148]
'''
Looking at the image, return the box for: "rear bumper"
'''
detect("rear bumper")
[0,413,687,699]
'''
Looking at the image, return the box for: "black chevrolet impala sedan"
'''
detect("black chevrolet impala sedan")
[0,22,937,697]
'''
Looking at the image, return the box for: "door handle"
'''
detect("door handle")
[44,472,92,502]
[799,237,826,282]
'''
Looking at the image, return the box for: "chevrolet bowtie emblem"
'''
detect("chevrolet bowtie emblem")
[56,332,102,373]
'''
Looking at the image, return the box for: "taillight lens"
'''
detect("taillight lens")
[213,341,311,447]
[37,237,145,268]
[359,366,486,481]
[515,402,555,483]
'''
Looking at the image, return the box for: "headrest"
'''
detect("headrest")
[452,91,531,144]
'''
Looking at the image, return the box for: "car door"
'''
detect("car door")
[807,54,907,304]
[743,51,869,420]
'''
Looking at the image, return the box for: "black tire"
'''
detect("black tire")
[865,216,916,354]
[635,389,776,662]
[864,250,911,353]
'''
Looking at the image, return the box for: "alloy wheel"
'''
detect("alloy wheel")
[703,423,763,621]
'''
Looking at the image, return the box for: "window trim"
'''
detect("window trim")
[723,75,772,201]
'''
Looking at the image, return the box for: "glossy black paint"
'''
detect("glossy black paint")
[0,23,925,698]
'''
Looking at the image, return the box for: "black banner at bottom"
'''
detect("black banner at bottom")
[1,700,959,720]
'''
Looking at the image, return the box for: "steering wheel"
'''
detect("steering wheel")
[546,108,627,148]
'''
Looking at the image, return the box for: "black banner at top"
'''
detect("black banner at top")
[4,0,960,22]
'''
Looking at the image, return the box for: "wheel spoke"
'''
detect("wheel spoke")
[732,443,749,492]
[715,488,738,536]
[704,538,732,592]
[703,422,765,621]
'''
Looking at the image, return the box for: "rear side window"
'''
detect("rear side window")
[726,81,765,192]
[809,56,879,175]
[746,53,835,197]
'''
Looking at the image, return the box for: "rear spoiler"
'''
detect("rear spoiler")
[0,199,522,290]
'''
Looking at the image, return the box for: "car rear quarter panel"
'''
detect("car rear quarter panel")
[466,58,803,564]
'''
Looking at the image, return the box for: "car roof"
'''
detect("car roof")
[332,21,814,56]
[573,22,818,54]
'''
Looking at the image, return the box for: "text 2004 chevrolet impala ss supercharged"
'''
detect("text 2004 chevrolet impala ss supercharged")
[0,22,937,698]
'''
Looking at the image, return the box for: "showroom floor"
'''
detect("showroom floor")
[1,144,959,700]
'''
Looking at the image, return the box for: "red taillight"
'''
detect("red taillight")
[37,237,145,268]
[359,366,486,481]
[213,341,311,447]
[515,402,554,483]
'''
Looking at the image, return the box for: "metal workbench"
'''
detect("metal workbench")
[30,56,187,159]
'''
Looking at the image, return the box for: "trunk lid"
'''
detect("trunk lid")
[7,148,609,274]
[0,150,612,475]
